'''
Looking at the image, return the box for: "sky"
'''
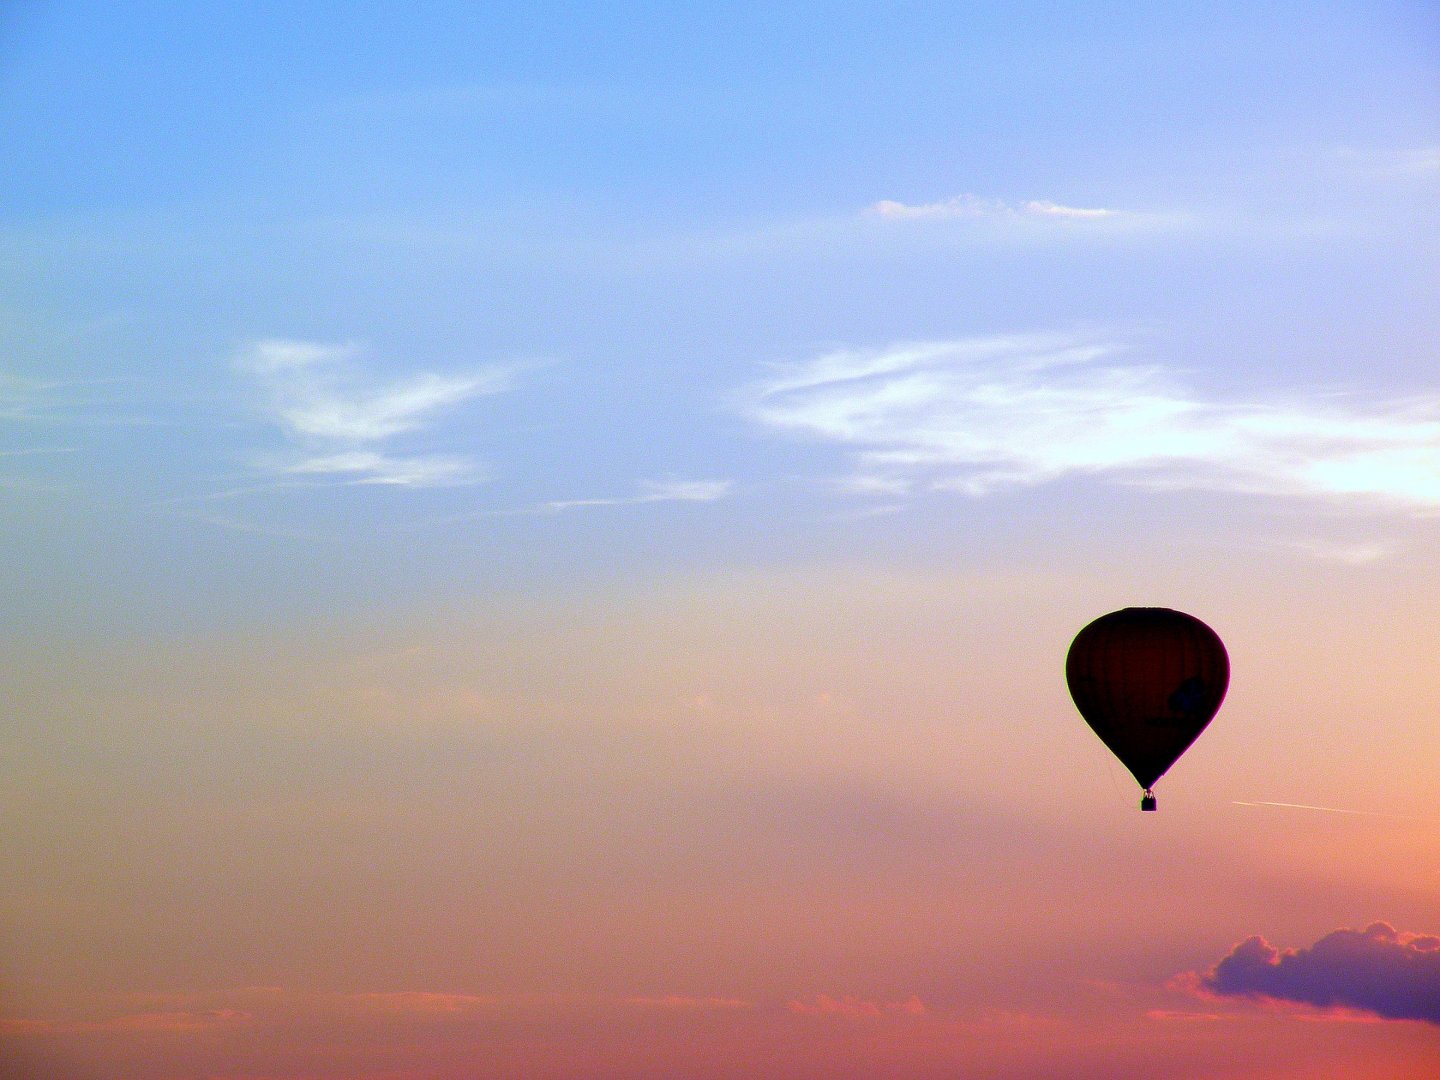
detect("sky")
[2,2,1439,1077]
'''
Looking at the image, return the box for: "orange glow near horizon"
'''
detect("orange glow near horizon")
[6,564,1439,1075]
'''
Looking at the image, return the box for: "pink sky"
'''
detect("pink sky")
[7,566,1439,1076]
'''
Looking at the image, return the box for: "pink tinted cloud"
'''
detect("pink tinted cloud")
[1144,1009,1230,1023]
[1188,922,1440,1024]
[622,995,753,1011]
[0,1008,252,1036]
[346,991,500,1014]
[2,986,750,1039]
[787,993,927,1017]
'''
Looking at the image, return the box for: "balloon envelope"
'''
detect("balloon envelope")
[1066,607,1229,793]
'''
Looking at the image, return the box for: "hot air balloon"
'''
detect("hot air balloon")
[1066,607,1228,811]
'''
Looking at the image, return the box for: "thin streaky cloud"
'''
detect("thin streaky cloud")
[622,995,753,1011]
[745,334,1440,512]
[1331,144,1440,181]
[1232,801,1425,821]
[235,338,512,488]
[544,478,731,511]
[787,994,928,1017]
[1269,537,1400,565]
[0,1011,251,1036]
[276,370,508,442]
[347,991,500,1014]
[1396,146,1440,176]
[868,195,1118,221]
[391,478,732,529]
[284,450,483,487]
[168,509,350,543]
[6,987,756,1034]
[1145,1009,1232,1023]
[1023,200,1117,219]
[234,339,359,374]
[0,372,158,427]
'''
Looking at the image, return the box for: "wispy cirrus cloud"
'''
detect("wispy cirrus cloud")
[0,371,151,428]
[622,995,752,1011]
[744,334,1440,511]
[0,1009,251,1037]
[393,478,732,530]
[787,994,928,1018]
[1394,146,1440,177]
[2,986,750,1039]
[283,449,481,487]
[235,339,512,487]
[1330,144,1440,181]
[344,991,500,1015]
[544,478,731,511]
[1185,923,1440,1025]
[1269,537,1401,565]
[868,195,1118,221]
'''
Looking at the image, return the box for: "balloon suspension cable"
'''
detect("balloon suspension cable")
[1140,789,1157,812]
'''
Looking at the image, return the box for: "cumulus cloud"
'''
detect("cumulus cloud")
[1193,923,1440,1024]
[868,195,1117,221]
[745,334,1440,510]
[236,338,511,487]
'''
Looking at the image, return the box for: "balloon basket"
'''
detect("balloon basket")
[1140,791,1157,812]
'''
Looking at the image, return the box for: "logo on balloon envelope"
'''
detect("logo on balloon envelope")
[1065,608,1229,811]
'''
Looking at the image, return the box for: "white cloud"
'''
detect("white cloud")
[1274,537,1400,565]
[277,370,508,442]
[868,195,1117,221]
[1403,147,1440,174]
[236,339,511,488]
[285,450,482,487]
[745,334,1440,511]
[544,478,731,511]
[639,478,732,502]
[1022,200,1117,219]
[1331,145,1440,181]
[869,195,1005,220]
[235,339,357,374]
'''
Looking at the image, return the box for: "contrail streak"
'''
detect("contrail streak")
[1232,800,1418,820]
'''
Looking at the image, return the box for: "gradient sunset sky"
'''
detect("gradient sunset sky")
[4,3,1440,1078]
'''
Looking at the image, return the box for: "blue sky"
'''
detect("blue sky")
[2,0,1437,638]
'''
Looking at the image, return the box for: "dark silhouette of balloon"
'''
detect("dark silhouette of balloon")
[1066,607,1229,811]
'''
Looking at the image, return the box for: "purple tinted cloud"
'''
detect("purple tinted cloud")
[1199,923,1440,1024]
